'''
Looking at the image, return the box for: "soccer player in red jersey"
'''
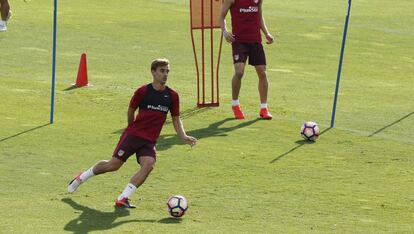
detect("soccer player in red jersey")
[68,58,197,208]
[219,0,275,120]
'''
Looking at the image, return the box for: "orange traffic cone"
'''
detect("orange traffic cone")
[74,53,89,87]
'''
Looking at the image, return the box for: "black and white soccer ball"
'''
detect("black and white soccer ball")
[167,195,188,217]
[300,121,320,141]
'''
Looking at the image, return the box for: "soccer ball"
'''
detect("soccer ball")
[167,195,188,217]
[300,121,320,141]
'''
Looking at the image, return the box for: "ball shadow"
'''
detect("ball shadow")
[270,128,330,163]
[158,217,183,224]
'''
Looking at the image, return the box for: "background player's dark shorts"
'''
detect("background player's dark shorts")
[232,42,266,66]
[113,132,156,163]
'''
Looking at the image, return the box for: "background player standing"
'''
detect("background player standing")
[219,0,275,120]
[67,58,197,208]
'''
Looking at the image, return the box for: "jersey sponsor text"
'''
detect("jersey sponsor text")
[239,6,258,13]
[147,104,169,112]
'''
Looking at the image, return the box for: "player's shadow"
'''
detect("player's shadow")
[62,198,155,234]
[157,117,260,151]
[111,107,210,135]
[270,127,331,163]
[368,111,413,137]
[0,123,50,143]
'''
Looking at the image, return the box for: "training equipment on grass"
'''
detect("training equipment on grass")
[49,0,58,124]
[74,53,89,87]
[300,121,320,141]
[331,0,353,128]
[167,195,188,218]
[190,0,223,107]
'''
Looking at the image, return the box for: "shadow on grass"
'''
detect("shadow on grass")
[63,85,78,91]
[168,107,210,122]
[62,198,156,234]
[0,123,50,143]
[157,117,261,151]
[111,107,211,135]
[157,217,183,224]
[270,128,331,163]
[368,111,413,137]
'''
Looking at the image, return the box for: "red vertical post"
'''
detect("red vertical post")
[190,0,223,107]
[201,0,206,105]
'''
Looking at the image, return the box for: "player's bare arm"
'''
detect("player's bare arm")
[259,1,274,44]
[219,0,235,43]
[172,116,197,146]
[127,107,136,126]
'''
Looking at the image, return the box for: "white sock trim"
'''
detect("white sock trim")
[118,183,137,200]
[79,167,95,182]
[232,100,240,106]
[260,103,268,109]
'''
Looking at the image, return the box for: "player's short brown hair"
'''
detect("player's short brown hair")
[151,58,170,71]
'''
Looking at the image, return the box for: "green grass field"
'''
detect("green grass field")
[1,0,413,233]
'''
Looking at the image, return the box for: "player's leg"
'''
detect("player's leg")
[4,0,10,21]
[68,133,133,193]
[232,62,246,101]
[255,65,268,104]
[255,65,272,119]
[250,43,272,120]
[231,63,247,119]
[231,43,249,119]
[115,156,155,208]
[67,157,124,193]
[231,62,247,119]
[115,140,156,208]
[0,0,9,32]
[130,156,155,187]
[92,157,124,174]
[0,0,10,20]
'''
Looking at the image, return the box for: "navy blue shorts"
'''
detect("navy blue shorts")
[232,42,266,66]
[112,132,156,163]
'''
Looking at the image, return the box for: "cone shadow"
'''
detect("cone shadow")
[63,85,78,91]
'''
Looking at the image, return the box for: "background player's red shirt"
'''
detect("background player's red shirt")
[125,84,180,142]
[230,0,262,43]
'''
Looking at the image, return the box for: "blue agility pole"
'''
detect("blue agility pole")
[330,0,352,128]
[50,0,58,124]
